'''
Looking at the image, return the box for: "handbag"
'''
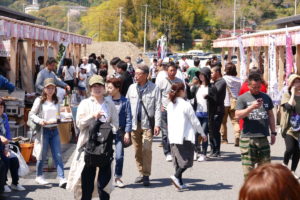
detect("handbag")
[118,129,132,148]
[27,98,42,134]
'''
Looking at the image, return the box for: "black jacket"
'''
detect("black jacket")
[120,71,134,96]
[186,84,218,137]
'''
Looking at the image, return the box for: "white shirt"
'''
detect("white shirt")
[63,66,76,81]
[196,85,208,113]
[81,63,97,77]
[167,97,205,144]
[42,101,59,127]
[155,70,167,86]
[78,72,87,88]
[150,64,157,78]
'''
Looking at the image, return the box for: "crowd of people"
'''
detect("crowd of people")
[0,52,300,200]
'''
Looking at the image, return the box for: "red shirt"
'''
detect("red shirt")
[238,81,268,130]
[239,81,267,96]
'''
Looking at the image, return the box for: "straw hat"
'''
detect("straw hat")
[288,74,300,89]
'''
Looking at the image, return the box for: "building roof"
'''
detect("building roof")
[268,14,300,26]
[0,6,45,23]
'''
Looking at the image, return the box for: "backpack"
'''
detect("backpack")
[82,120,114,168]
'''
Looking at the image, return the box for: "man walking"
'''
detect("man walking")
[126,64,161,186]
[235,73,276,178]
[157,62,183,162]
[210,65,226,157]
[35,57,70,95]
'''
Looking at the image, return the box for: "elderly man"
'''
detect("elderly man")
[126,64,161,186]
[35,57,70,95]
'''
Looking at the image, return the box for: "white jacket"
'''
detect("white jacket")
[167,97,205,144]
[66,96,118,199]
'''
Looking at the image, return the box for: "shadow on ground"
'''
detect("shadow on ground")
[0,184,55,200]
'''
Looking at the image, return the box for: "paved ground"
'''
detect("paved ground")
[3,122,299,200]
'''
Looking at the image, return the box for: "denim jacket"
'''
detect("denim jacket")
[112,96,132,133]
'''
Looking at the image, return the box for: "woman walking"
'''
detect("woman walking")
[29,78,67,187]
[187,67,217,161]
[62,58,76,91]
[106,78,132,188]
[280,74,300,178]
[67,75,119,200]
[167,82,207,190]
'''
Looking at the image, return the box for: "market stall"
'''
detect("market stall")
[0,15,92,142]
[213,26,300,103]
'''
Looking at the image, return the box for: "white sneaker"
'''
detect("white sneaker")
[115,178,125,188]
[4,185,11,193]
[166,154,173,162]
[11,184,25,191]
[197,154,207,162]
[193,153,198,161]
[292,172,299,179]
[170,175,182,189]
[58,177,67,188]
[181,184,188,189]
[35,176,49,185]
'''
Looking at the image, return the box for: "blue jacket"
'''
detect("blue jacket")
[0,113,11,140]
[112,96,132,133]
[0,113,10,157]
[0,75,15,93]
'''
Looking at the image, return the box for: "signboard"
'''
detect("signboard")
[0,40,10,57]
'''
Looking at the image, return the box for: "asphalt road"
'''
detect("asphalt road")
[3,122,298,200]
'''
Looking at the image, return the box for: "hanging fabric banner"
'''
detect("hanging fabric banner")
[268,35,279,104]
[238,37,247,82]
[286,31,293,84]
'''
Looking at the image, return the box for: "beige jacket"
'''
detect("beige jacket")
[66,96,118,200]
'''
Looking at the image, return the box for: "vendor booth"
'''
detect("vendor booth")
[0,15,92,148]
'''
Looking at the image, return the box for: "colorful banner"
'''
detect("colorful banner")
[0,40,10,57]
[268,35,280,104]
[286,32,293,84]
[238,37,247,82]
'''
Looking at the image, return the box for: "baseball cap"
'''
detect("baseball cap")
[88,75,105,86]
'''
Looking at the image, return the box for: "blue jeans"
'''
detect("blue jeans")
[195,117,209,155]
[114,131,124,178]
[36,127,65,178]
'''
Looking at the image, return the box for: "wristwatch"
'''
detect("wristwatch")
[271,132,277,136]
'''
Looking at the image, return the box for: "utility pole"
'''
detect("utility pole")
[98,17,101,41]
[143,4,148,53]
[67,8,70,32]
[233,0,236,36]
[118,7,123,42]
[295,0,298,15]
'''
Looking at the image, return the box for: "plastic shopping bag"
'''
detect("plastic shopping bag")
[10,145,30,177]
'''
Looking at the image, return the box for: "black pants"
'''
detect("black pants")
[0,158,6,193]
[161,111,171,156]
[209,113,224,154]
[283,134,300,171]
[64,80,75,91]
[3,157,19,185]
[174,158,186,185]
[81,162,112,200]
